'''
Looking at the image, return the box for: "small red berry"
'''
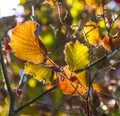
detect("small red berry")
[14,88,22,95]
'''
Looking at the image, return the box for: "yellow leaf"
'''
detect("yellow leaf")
[84,21,102,46]
[73,70,89,87]
[96,5,108,15]
[96,6,104,15]
[85,0,99,9]
[24,62,54,83]
[64,40,89,71]
[9,21,47,63]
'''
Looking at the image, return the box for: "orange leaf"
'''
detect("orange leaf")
[45,58,59,67]
[102,35,120,51]
[85,0,99,9]
[45,81,56,90]
[56,66,88,96]
[44,0,56,5]
[63,66,89,87]
[56,73,87,96]
[9,21,47,63]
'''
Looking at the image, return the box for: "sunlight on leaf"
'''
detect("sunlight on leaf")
[9,21,47,63]
[63,66,89,87]
[45,82,55,90]
[96,5,108,15]
[73,70,89,87]
[24,62,54,83]
[45,58,58,67]
[84,21,102,46]
[56,66,88,96]
[56,72,87,96]
[85,0,99,9]
[44,0,56,5]
[96,6,104,15]
[64,40,89,71]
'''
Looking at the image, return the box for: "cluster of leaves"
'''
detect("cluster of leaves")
[1,0,120,116]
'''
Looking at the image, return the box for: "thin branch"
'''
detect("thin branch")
[14,86,57,113]
[0,38,15,116]
[108,13,120,35]
[56,1,71,38]
[35,102,72,114]
[59,69,84,98]
[75,54,107,73]
[75,50,118,73]
[98,92,119,101]
[18,74,26,89]
[86,38,93,116]
[56,1,64,25]
[91,60,120,84]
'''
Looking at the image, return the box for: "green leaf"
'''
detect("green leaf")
[64,40,89,71]
[24,62,54,83]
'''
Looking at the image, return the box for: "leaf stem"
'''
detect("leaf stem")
[0,38,15,116]
[14,86,57,114]
[98,92,119,101]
